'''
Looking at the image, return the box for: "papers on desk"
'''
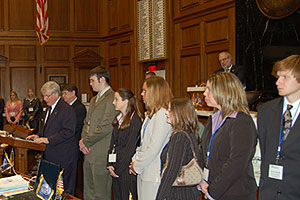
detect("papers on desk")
[0,175,30,197]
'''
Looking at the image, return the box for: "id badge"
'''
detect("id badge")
[203,167,209,182]
[29,107,34,112]
[268,164,283,180]
[109,153,117,163]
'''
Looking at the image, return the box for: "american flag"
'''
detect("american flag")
[56,171,64,195]
[36,0,49,45]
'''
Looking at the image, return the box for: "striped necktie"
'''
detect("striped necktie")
[283,104,293,140]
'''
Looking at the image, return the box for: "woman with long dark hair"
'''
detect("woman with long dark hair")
[156,97,201,200]
[107,88,142,200]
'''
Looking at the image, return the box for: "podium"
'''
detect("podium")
[3,124,35,139]
[0,125,45,174]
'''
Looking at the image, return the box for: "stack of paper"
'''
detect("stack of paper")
[0,175,30,197]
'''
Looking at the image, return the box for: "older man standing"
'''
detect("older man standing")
[27,81,78,195]
[79,66,118,200]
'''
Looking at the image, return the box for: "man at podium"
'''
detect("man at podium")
[26,81,78,195]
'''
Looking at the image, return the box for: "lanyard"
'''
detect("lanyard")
[276,99,300,160]
[140,118,150,146]
[206,112,225,164]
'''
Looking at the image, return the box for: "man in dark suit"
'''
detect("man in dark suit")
[27,81,78,195]
[258,55,300,199]
[215,51,245,85]
[62,84,87,141]
[62,83,86,198]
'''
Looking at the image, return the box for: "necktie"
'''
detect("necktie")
[45,106,52,124]
[42,106,52,136]
[283,104,293,141]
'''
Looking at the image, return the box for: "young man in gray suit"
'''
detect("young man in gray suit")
[258,55,300,199]
[79,66,118,200]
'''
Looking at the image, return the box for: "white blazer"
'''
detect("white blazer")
[133,107,172,182]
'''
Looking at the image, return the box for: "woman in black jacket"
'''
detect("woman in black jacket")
[107,88,142,200]
[199,72,257,200]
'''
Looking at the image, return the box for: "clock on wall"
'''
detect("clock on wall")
[256,0,300,19]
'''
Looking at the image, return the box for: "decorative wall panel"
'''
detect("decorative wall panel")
[9,45,36,61]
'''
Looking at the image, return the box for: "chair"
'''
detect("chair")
[246,91,262,111]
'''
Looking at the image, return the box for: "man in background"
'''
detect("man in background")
[79,66,118,200]
[258,55,300,199]
[62,83,87,198]
[215,51,245,85]
[27,81,78,195]
[145,71,156,79]
[62,84,86,142]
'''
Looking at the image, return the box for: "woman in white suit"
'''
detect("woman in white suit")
[129,76,173,200]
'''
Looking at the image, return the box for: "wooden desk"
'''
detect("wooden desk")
[0,136,45,174]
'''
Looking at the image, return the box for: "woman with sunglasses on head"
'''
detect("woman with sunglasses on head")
[199,72,257,200]
[156,97,201,200]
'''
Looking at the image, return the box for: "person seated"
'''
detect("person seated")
[5,91,23,124]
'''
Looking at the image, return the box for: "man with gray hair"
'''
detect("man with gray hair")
[27,81,78,195]
[215,51,245,85]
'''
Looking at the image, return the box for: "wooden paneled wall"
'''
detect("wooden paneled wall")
[0,0,103,101]
[0,0,235,101]
[172,0,235,96]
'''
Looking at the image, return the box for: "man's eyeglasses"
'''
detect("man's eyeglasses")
[43,93,53,99]
[219,57,229,62]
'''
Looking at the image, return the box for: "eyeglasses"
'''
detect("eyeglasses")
[43,93,53,99]
[219,57,229,62]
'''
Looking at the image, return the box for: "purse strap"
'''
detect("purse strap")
[182,131,198,160]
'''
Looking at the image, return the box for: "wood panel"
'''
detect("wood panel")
[0,0,3,31]
[44,45,70,62]
[9,45,36,61]
[74,0,99,32]
[205,51,220,79]
[11,67,36,99]
[109,65,118,91]
[108,0,118,32]
[9,0,34,30]
[173,0,234,20]
[0,45,4,55]
[48,0,70,32]
[181,22,201,48]
[79,68,94,101]
[180,0,200,10]
[181,55,201,97]
[173,1,235,96]
[205,17,228,43]
[120,64,131,90]
[120,40,130,59]
[119,0,130,30]
[109,42,118,63]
